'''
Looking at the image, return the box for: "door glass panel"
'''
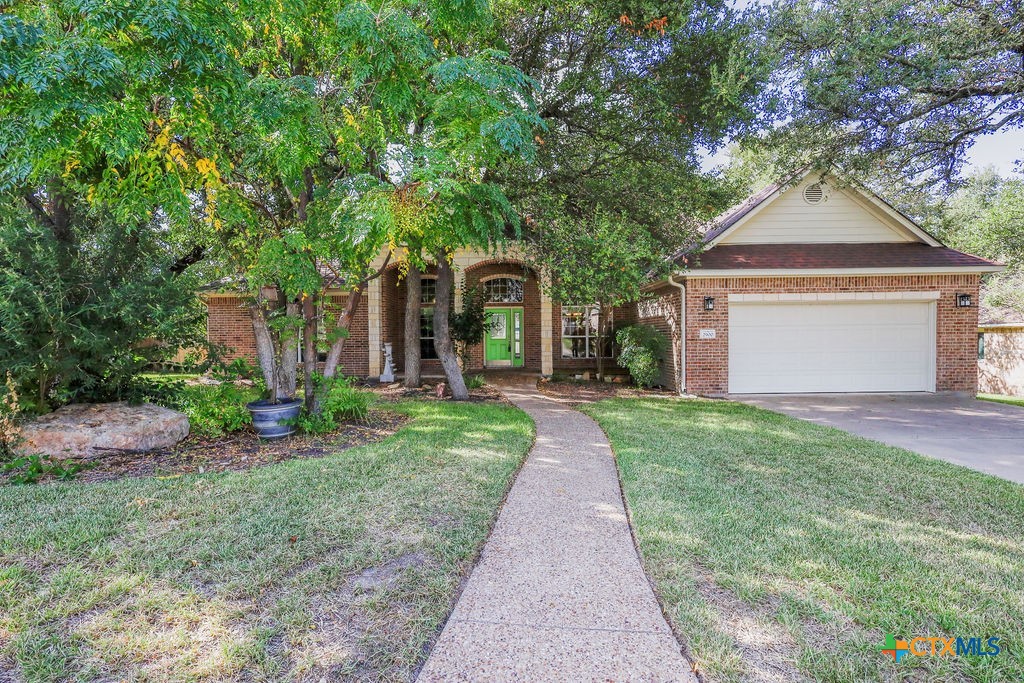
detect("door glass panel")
[490,312,507,339]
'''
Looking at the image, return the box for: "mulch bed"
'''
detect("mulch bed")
[28,409,409,484]
[369,381,509,404]
[537,379,675,406]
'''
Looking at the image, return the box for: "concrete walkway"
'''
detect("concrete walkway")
[417,381,695,682]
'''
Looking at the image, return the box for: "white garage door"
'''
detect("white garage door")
[729,301,936,393]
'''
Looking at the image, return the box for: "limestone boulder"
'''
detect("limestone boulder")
[19,402,190,459]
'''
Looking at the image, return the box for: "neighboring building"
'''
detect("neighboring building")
[204,170,1003,395]
[979,303,1024,397]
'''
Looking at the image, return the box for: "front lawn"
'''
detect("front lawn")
[0,400,533,682]
[584,398,1024,683]
[978,393,1024,408]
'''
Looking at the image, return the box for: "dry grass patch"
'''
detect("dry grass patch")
[0,400,533,682]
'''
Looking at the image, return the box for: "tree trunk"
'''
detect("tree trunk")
[404,266,422,388]
[249,303,279,402]
[249,294,299,403]
[596,303,605,381]
[302,296,317,411]
[433,254,469,400]
[280,301,299,398]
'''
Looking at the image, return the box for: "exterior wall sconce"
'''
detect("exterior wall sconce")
[955,293,973,308]
[703,296,715,311]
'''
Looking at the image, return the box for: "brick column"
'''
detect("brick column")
[367,276,382,377]
[540,282,553,376]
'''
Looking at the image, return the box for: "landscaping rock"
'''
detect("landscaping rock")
[19,403,190,459]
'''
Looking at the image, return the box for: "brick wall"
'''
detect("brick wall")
[206,297,256,362]
[205,293,369,377]
[683,274,981,395]
[635,284,683,390]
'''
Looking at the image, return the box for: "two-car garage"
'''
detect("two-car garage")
[727,297,937,394]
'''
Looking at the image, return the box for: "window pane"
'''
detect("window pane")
[420,278,437,305]
[420,307,434,339]
[420,307,437,359]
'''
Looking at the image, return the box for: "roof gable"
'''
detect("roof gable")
[707,171,941,248]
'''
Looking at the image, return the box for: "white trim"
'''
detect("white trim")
[679,265,1002,278]
[728,291,941,303]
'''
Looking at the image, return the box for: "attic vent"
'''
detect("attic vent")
[803,183,825,205]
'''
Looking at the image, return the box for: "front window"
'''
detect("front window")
[421,277,438,359]
[561,305,613,358]
[483,277,524,303]
[297,306,330,365]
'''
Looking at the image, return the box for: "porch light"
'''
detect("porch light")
[703,296,715,311]
[955,293,973,308]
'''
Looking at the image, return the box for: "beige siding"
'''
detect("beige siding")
[719,178,915,245]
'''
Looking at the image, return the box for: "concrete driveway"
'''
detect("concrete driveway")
[735,394,1024,485]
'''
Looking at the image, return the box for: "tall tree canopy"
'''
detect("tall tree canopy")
[2,0,539,405]
[494,0,770,300]
[765,0,1024,187]
[935,168,1024,317]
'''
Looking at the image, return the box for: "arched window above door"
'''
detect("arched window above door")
[483,277,524,303]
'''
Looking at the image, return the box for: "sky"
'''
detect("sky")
[701,126,1024,179]
[964,127,1024,176]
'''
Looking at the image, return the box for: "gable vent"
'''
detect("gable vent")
[803,183,825,205]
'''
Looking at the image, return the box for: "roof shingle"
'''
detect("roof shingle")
[682,243,1001,271]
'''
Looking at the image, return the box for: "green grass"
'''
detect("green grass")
[0,400,533,682]
[583,398,1024,683]
[140,372,202,384]
[978,393,1024,408]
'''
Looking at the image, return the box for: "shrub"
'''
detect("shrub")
[615,325,668,388]
[163,383,259,438]
[464,374,486,390]
[1,373,24,459]
[298,375,376,435]
[2,455,90,485]
[0,203,209,412]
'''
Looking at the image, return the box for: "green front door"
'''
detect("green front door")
[484,308,524,367]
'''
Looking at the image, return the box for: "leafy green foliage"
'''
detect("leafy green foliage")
[765,0,1024,187]
[616,325,668,388]
[463,374,486,390]
[498,0,770,299]
[0,203,208,412]
[2,455,90,485]
[932,168,1024,317]
[449,284,491,364]
[297,375,376,435]
[2,0,541,412]
[160,383,259,439]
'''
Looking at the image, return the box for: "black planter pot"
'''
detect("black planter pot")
[246,398,303,439]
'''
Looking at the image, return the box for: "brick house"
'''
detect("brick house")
[205,171,1002,394]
